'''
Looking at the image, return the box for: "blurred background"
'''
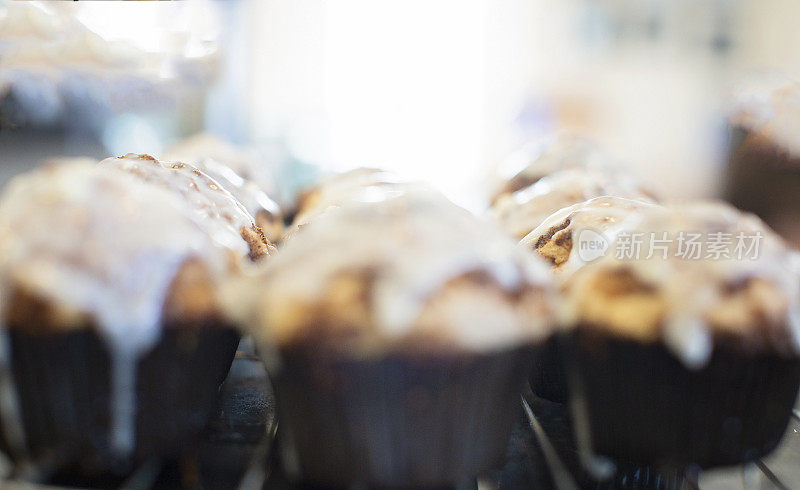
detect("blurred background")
[1,0,798,212]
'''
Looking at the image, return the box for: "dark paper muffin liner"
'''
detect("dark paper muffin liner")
[0,324,240,478]
[528,335,568,404]
[560,327,800,469]
[270,345,537,488]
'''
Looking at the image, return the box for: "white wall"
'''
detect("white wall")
[245,0,800,207]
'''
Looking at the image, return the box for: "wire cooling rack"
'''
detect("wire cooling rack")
[2,352,799,489]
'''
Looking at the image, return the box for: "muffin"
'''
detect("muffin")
[289,167,410,235]
[520,196,658,278]
[547,201,800,469]
[523,196,658,404]
[98,153,274,261]
[493,168,658,240]
[726,81,800,246]
[492,134,619,203]
[234,191,556,487]
[285,181,425,243]
[164,133,284,243]
[0,161,268,477]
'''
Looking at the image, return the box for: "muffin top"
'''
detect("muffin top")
[520,196,658,278]
[98,154,273,261]
[561,201,800,367]
[236,191,556,357]
[494,134,618,201]
[0,162,250,351]
[290,167,410,233]
[285,181,428,242]
[164,132,281,202]
[164,134,284,242]
[730,82,800,157]
[295,168,403,212]
[493,168,657,240]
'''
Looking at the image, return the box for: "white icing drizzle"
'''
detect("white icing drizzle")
[163,134,283,225]
[164,133,281,204]
[240,189,555,354]
[520,196,659,278]
[296,166,404,211]
[562,201,800,367]
[0,162,243,456]
[493,168,657,240]
[98,154,258,257]
[190,157,281,220]
[497,133,618,190]
[289,181,426,238]
[110,348,137,454]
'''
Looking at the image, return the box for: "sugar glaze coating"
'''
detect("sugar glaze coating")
[561,201,800,367]
[234,190,556,357]
[0,162,258,456]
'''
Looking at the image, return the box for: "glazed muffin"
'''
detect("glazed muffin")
[492,134,620,203]
[493,168,658,240]
[98,153,274,261]
[292,168,403,218]
[0,162,269,477]
[288,167,412,236]
[726,81,800,245]
[547,201,800,469]
[235,191,556,487]
[520,196,658,278]
[523,196,657,403]
[164,133,284,243]
[285,182,427,243]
